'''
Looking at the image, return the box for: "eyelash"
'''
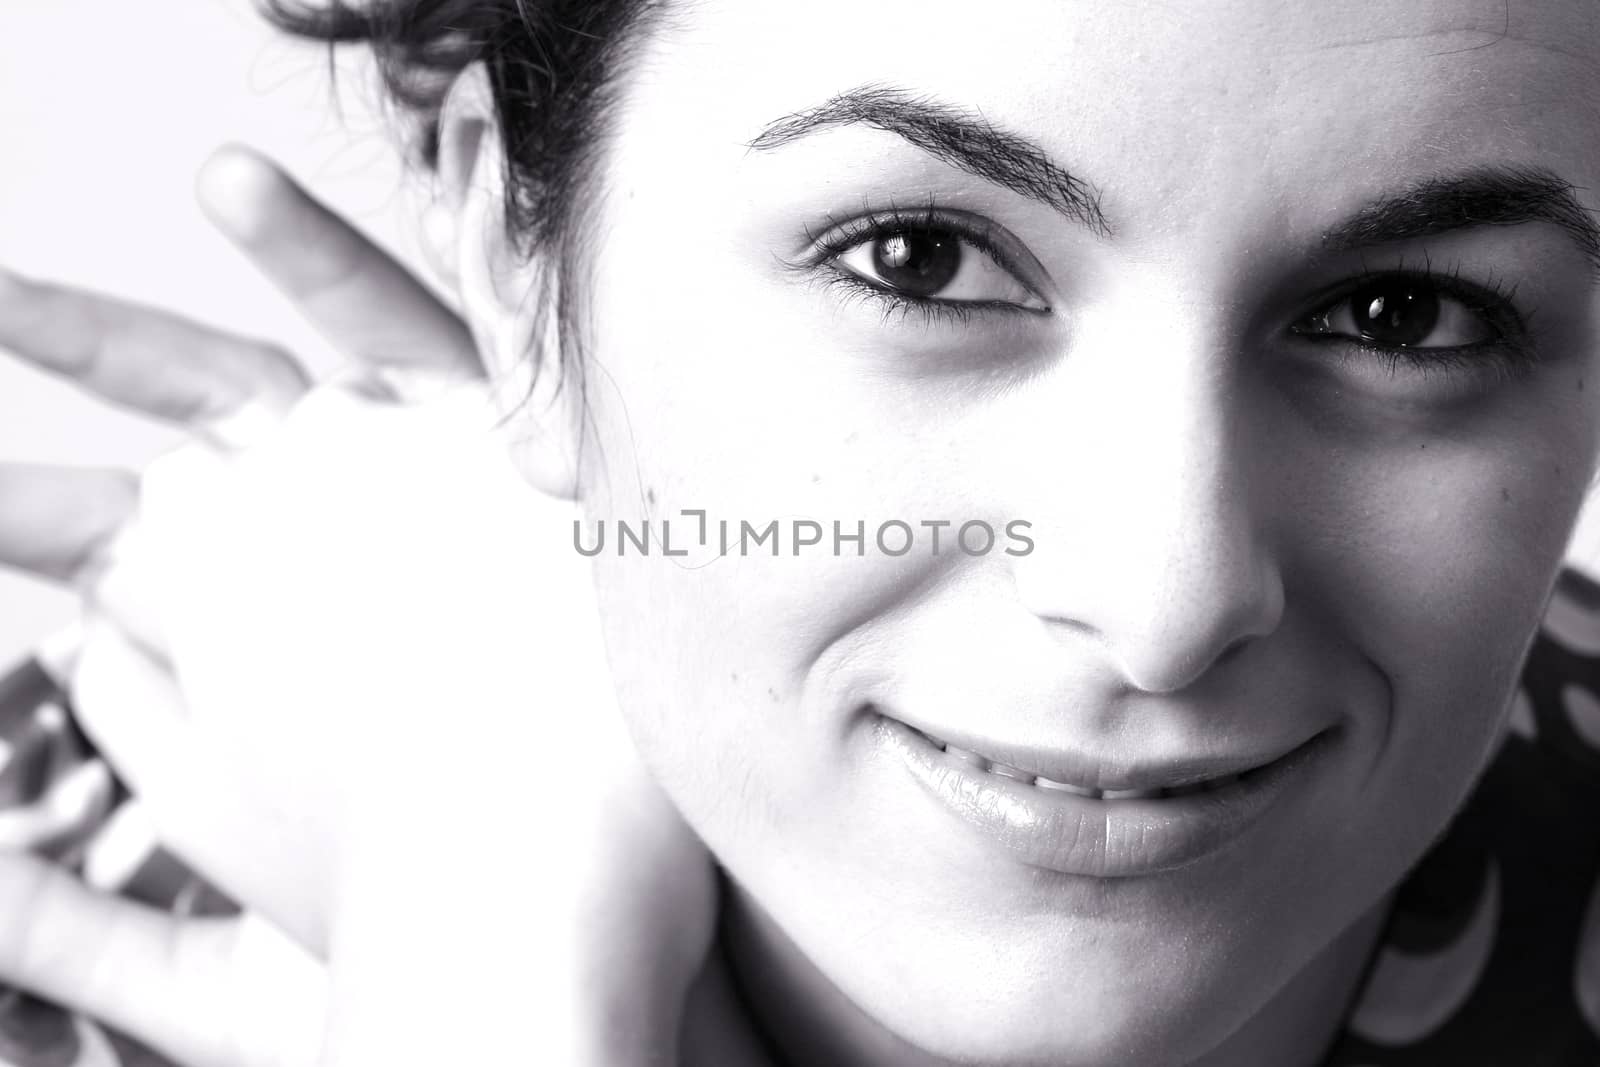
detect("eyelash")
[1290,256,1540,381]
[796,202,1045,326]
[796,210,1541,381]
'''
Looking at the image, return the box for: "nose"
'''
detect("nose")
[1008,339,1285,694]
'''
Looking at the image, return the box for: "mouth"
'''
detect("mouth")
[874,712,1330,878]
[903,725,1263,798]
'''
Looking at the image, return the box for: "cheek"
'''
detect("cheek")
[570,184,965,810]
[1286,384,1599,838]
[571,257,890,839]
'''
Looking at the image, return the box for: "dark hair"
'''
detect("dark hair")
[262,0,657,255]
[262,0,661,426]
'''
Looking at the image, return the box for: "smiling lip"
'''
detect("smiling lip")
[875,714,1329,878]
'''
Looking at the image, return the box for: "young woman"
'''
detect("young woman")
[3,0,1600,1063]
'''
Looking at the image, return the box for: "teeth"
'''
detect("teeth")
[1034,777,1102,798]
[988,763,1037,785]
[1100,787,1162,800]
[922,729,1244,799]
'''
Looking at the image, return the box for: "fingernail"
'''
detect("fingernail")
[196,145,278,243]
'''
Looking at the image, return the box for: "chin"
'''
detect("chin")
[831,917,1271,1067]
[887,984,1238,1067]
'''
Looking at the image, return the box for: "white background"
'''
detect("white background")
[2,0,1600,667]
[0,0,429,665]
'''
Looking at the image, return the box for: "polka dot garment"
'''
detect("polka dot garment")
[1324,566,1600,1066]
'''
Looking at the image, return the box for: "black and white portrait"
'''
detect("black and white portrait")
[2,2,1600,1064]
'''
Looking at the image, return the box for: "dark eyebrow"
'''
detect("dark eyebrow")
[1321,166,1600,274]
[748,84,1112,238]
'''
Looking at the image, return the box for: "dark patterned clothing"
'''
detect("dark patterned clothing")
[1325,567,1600,1065]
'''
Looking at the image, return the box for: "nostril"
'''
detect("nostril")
[1215,635,1254,668]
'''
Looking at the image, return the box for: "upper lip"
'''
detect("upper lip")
[888,713,1321,792]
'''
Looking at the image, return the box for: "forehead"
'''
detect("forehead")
[621,0,1600,241]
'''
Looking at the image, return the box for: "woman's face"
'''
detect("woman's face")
[552,0,1600,1060]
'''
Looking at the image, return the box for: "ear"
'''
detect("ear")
[421,62,583,501]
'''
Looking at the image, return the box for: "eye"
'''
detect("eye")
[820,217,1050,314]
[1293,275,1511,352]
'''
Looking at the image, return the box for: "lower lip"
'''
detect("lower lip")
[875,716,1327,878]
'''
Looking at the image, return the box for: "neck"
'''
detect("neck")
[689,873,1394,1067]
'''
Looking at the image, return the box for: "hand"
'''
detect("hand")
[1,142,484,952]
[0,143,480,1067]
[136,383,721,1067]
[0,147,716,1067]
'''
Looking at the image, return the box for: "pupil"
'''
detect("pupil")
[872,229,961,296]
[1350,282,1439,346]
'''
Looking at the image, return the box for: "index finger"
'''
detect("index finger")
[196,145,483,386]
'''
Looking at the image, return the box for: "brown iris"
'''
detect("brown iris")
[1349,281,1441,347]
[872,229,962,297]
